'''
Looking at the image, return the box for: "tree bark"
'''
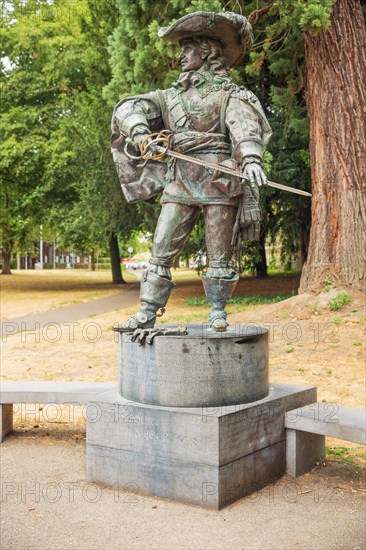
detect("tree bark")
[109,232,125,284]
[300,0,366,292]
[1,242,13,275]
[256,233,268,277]
[91,250,96,271]
[300,229,309,266]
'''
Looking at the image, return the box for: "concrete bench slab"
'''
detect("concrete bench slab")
[285,403,366,477]
[0,381,115,442]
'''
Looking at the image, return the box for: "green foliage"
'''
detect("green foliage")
[240,241,262,274]
[327,292,352,311]
[1,0,338,276]
[1,0,139,273]
[324,276,334,291]
[0,0,87,267]
[226,0,314,269]
[47,0,134,251]
[297,0,336,33]
[186,290,295,307]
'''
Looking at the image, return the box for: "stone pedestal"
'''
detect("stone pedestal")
[86,324,316,508]
[86,387,317,508]
[119,324,269,407]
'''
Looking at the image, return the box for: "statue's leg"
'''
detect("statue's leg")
[201,205,239,332]
[122,203,200,330]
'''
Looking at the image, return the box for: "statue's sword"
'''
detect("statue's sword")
[138,133,312,198]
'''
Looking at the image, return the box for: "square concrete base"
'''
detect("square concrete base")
[86,383,316,509]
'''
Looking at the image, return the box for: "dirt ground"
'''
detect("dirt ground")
[1,270,365,549]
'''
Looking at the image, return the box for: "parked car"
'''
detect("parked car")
[122,258,149,270]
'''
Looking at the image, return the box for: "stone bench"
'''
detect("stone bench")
[0,381,115,442]
[285,402,366,477]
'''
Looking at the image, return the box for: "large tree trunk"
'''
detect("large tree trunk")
[109,232,125,284]
[300,0,366,292]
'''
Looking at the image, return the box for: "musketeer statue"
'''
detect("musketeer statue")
[111,11,272,332]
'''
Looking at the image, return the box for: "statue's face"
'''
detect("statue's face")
[178,40,204,72]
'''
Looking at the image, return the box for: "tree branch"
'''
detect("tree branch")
[248,1,274,27]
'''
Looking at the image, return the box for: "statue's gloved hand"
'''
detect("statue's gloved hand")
[130,326,188,346]
[242,161,268,188]
[130,328,155,346]
[131,130,160,157]
[132,131,151,153]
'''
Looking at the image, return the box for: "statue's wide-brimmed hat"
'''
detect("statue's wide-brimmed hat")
[158,11,253,68]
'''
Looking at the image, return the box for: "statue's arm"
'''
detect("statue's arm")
[226,91,272,186]
[113,92,163,143]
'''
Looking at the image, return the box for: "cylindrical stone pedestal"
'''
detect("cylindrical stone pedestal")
[118,324,269,407]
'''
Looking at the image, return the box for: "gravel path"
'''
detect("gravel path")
[1,430,365,550]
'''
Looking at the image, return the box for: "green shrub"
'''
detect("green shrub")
[327,292,352,311]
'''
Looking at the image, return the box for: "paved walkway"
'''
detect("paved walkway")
[0,282,140,336]
[1,432,365,550]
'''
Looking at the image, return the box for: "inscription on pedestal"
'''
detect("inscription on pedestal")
[119,324,269,407]
[87,383,317,509]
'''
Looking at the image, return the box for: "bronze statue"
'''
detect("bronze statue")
[111,11,272,332]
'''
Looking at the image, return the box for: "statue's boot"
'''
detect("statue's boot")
[122,270,176,331]
[201,274,239,332]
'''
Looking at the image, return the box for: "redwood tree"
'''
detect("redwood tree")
[299,0,366,292]
[243,0,366,291]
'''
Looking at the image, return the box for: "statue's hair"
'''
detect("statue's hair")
[198,37,227,74]
[182,37,229,76]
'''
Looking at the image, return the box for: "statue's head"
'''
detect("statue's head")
[178,37,225,74]
[159,11,253,70]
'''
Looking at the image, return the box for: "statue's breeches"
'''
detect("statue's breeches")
[151,202,238,271]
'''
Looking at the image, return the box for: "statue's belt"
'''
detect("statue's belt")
[172,131,230,156]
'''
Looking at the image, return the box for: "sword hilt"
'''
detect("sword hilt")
[141,132,171,161]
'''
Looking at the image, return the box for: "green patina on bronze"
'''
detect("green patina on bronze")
[111,11,272,333]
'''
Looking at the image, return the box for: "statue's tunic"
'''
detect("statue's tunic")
[112,71,272,207]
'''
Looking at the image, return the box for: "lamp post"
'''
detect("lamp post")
[39,224,43,269]
[53,238,57,270]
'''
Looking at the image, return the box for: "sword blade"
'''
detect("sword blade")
[158,147,312,198]
[265,181,312,197]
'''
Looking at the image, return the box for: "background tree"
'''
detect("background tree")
[237,0,366,291]
[1,0,85,274]
[46,0,134,284]
[299,0,366,291]
[1,0,136,282]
